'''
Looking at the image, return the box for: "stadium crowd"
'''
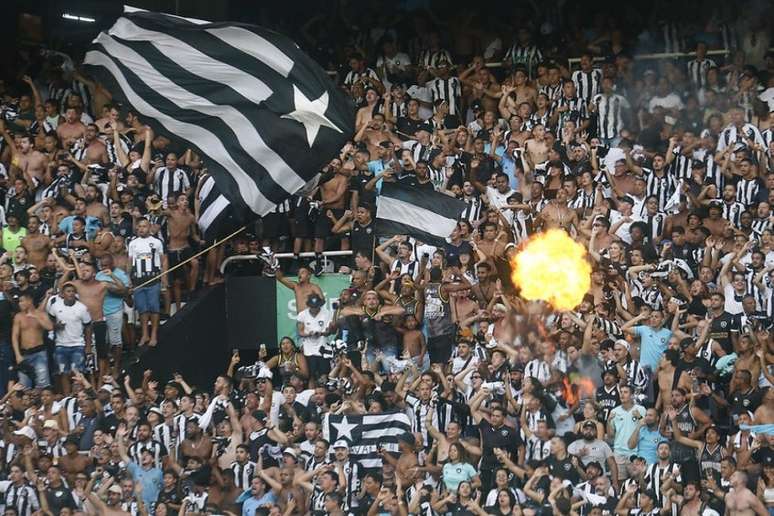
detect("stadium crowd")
[0,2,773,516]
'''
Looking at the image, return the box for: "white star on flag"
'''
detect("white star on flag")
[331,416,357,441]
[281,85,342,147]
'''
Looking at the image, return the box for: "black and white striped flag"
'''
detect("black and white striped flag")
[375,183,466,246]
[84,6,354,240]
[322,412,412,470]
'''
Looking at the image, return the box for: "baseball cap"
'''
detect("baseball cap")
[283,447,298,460]
[333,439,350,450]
[256,367,273,380]
[99,384,115,394]
[582,420,597,430]
[306,294,324,308]
[13,426,36,440]
[108,485,123,495]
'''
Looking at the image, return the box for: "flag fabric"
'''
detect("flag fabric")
[84,6,354,240]
[322,412,412,470]
[664,180,683,214]
[375,183,467,246]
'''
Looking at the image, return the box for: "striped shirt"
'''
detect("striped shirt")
[230,460,256,490]
[687,59,717,89]
[644,462,681,509]
[426,77,462,116]
[504,44,543,79]
[717,123,765,152]
[417,49,453,70]
[459,195,484,223]
[343,68,380,89]
[539,81,564,102]
[721,200,746,228]
[572,68,602,103]
[592,93,629,140]
[736,178,761,207]
[668,148,693,180]
[642,169,677,211]
[3,484,40,516]
[552,96,588,135]
[127,236,165,283]
[128,439,167,468]
[153,167,191,206]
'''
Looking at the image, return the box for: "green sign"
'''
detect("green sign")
[275,273,352,342]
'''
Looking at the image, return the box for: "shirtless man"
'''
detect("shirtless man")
[165,194,201,312]
[475,222,506,265]
[12,291,54,387]
[84,184,109,224]
[354,112,398,158]
[80,124,109,165]
[313,166,350,270]
[524,123,549,168]
[67,260,122,378]
[724,471,767,515]
[91,226,115,261]
[355,88,381,133]
[56,107,87,148]
[535,188,578,232]
[21,216,51,269]
[276,267,324,315]
[510,68,537,107]
[1,123,49,185]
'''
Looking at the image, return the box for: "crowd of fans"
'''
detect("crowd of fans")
[0,3,772,516]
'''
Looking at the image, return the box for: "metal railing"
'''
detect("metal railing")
[219,250,353,274]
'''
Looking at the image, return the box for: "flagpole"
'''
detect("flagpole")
[130,225,247,292]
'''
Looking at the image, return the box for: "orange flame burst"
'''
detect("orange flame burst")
[510,229,591,311]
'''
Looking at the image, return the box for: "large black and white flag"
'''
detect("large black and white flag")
[375,183,467,246]
[322,412,412,470]
[84,6,354,239]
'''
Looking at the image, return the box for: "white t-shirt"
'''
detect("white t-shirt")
[260,390,285,426]
[486,186,515,211]
[46,297,91,347]
[296,307,332,357]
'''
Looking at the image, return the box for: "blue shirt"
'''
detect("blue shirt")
[610,404,646,455]
[95,269,129,315]
[240,492,277,516]
[128,462,163,508]
[634,325,672,371]
[636,425,666,464]
[59,215,101,240]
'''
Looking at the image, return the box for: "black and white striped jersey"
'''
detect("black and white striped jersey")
[687,58,717,89]
[642,169,677,211]
[644,462,681,509]
[153,167,191,206]
[702,153,726,193]
[717,123,765,152]
[661,22,683,53]
[3,483,41,516]
[721,200,746,228]
[504,44,543,79]
[128,439,168,468]
[736,177,761,207]
[572,68,602,103]
[230,460,256,490]
[127,235,165,283]
[426,77,462,115]
[668,147,693,180]
[539,81,564,102]
[460,195,484,223]
[343,68,380,89]
[646,211,669,241]
[552,96,589,135]
[417,49,453,70]
[591,93,629,140]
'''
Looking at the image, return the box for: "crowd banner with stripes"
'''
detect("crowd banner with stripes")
[375,183,467,246]
[322,412,412,470]
[84,5,354,240]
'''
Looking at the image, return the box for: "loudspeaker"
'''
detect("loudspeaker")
[225,276,277,350]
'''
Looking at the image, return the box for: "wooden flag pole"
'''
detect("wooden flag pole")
[130,225,247,292]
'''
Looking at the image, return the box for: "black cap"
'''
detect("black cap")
[602,367,620,379]
[582,420,597,430]
[470,100,483,112]
[618,195,635,205]
[629,454,646,462]
[585,461,603,471]
[306,294,324,308]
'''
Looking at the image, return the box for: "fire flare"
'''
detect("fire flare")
[510,229,591,311]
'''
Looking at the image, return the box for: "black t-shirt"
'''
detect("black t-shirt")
[729,387,765,415]
[110,213,135,239]
[547,455,579,483]
[751,445,774,467]
[45,485,77,514]
[350,222,376,258]
[478,420,521,469]
[0,297,13,342]
[157,486,182,507]
[708,312,737,354]
[349,170,376,207]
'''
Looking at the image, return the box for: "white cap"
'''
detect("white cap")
[614,339,630,352]
[13,426,36,440]
[333,439,350,450]
[43,420,59,431]
[100,384,115,393]
[283,447,298,459]
[257,367,273,379]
